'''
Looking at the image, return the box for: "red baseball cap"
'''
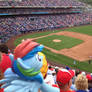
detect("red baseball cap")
[56,69,75,86]
[86,74,92,80]
[14,39,39,59]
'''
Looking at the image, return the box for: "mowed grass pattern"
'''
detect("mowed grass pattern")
[36,35,83,50]
[63,25,92,36]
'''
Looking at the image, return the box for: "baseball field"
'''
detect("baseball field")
[14,25,92,72]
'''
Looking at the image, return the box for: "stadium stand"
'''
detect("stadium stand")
[0,0,91,43]
[0,13,92,43]
[0,0,85,6]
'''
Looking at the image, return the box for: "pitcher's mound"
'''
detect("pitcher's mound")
[53,39,61,42]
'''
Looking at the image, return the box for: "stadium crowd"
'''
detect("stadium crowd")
[0,13,92,43]
[0,0,85,6]
[0,44,92,92]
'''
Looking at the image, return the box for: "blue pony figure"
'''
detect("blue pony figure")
[0,39,60,92]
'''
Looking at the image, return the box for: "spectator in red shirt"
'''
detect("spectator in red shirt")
[0,44,12,73]
[0,44,12,92]
[56,69,75,92]
[86,74,92,90]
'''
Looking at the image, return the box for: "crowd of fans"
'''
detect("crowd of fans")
[0,13,92,43]
[0,44,92,92]
[0,0,85,6]
[45,64,92,92]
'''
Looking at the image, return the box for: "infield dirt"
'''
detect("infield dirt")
[32,31,92,61]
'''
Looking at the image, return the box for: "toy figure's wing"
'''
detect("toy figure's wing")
[0,72,20,89]
[5,79,41,92]
[0,77,41,92]
[0,68,42,92]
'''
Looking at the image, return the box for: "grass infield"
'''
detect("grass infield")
[36,35,83,50]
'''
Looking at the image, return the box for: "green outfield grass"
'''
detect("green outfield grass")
[63,25,92,36]
[79,0,92,6]
[14,25,92,72]
[36,35,83,50]
[43,48,92,73]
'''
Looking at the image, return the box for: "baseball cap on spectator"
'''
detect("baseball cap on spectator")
[56,69,75,86]
[48,66,54,71]
[65,66,70,70]
[86,74,92,81]
[55,66,59,69]
[81,72,86,76]
[52,70,56,73]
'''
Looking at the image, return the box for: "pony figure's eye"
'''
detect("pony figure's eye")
[36,54,41,62]
[38,55,41,62]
